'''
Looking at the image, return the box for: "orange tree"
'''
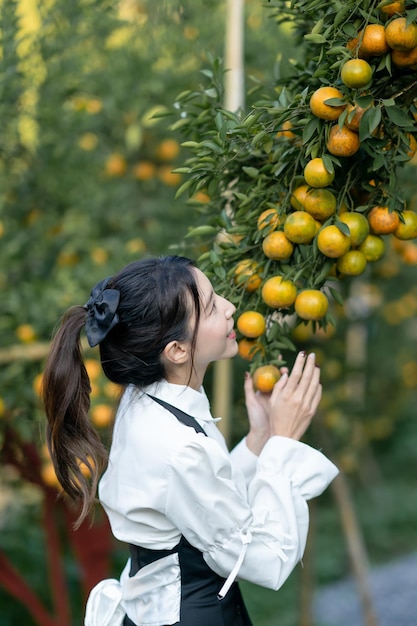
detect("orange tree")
[172,0,417,379]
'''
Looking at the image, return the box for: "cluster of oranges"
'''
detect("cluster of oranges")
[178,1,417,393]
[233,2,417,391]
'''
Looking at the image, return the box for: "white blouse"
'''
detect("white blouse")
[85,380,338,626]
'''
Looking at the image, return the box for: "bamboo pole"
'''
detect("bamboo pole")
[213,0,245,442]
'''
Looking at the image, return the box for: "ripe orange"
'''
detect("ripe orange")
[327,125,360,157]
[105,153,127,177]
[303,158,335,188]
[341,59,373,89]
[405,133,417,158]
[385,18,417,51]
[238,338,264,361]
[237,311,266,338]
[304,188,337,220]
[358,25,390,57]
[368,206,400,234]
[261,276,297,309]
[358,234,386,261]
[253,365,281,393]
[391,46,417,68]
[290,184,310,210]
[380,1,405,16]
[336,250,367,276]
[262,231,294,261]
[257,207,281,233]
[339,212,370,246]
[309,86,346,121]
[284,211,317,244]
[133,161,156,180]
[345,104,369,132]
[394,210,417,240]
[317,225,351,258]
[234,260,262,293]
[276,120,296,140]
[155,139,180,161]
[91,404,114,428]
[294,290,329,321]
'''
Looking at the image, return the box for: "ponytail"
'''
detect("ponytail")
[42,306,108,528]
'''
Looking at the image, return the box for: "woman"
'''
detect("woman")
[42,255,338,626]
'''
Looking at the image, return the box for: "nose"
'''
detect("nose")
[224,298,236,318]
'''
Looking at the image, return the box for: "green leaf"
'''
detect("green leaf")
[242,166,260,178]
[304,33,327,44]
[385,105,415,129]
[185,225,217,238]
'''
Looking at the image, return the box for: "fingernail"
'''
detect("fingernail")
[299,350,306,357]
[309,352,316,360]
[244,372,250,380]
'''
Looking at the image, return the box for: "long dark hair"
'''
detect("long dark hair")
[42,256,201,526]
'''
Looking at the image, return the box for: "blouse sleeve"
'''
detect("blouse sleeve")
[165,434,338,591]
[229,437,258,486]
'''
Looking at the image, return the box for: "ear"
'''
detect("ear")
[162,340,190,366]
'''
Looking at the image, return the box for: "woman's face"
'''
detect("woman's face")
[191,268,238,373]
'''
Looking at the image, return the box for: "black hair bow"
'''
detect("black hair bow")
[84,277,120,347]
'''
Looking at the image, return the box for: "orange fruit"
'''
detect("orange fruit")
[238,338,264,361]
[262,231,294,261]
[368,206,400,234]
[394,210,417,240]
[105,153,127,177]
[358,25,390,57]
[317,225,351,258]
[339,212,370,246]
[253,365,281,393]
[358,234,386,261]
[133,161,156,180]
[345,104,369,132]
[309,86,346,121]
[303,158,335,188]
[155,139,180,161]
[257,207,281,233]
[385,18,417,51]
[304,188,337,220]
[401,243,417,264]
[294,290,329,321]
[276,120,296,140]
[290,184,310,210]
[391,46,417,67]
[234,260,262,293]
[336,250,367,276]
[380,1,405,16]
[158,166,182,186]
[327,125,360,157]
[41,463,62,489]
[261,276,297,309]
[284,211,317,244]
[237,311,266,338]
[16,324,37,343]
[405,133,417,158]
[341,59,373,89]
[91,404,114,428]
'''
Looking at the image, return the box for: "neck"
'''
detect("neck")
[165,364,205,391]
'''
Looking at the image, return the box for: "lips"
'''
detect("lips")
[228,329,236,339]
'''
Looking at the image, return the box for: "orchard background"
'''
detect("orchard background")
[1,1,417,625]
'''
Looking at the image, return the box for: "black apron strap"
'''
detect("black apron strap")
[146,394,208,436]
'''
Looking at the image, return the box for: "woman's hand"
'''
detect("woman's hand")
[269,351,321,441]
[244,364,289,455]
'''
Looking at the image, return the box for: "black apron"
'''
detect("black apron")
[123,395,253,626]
